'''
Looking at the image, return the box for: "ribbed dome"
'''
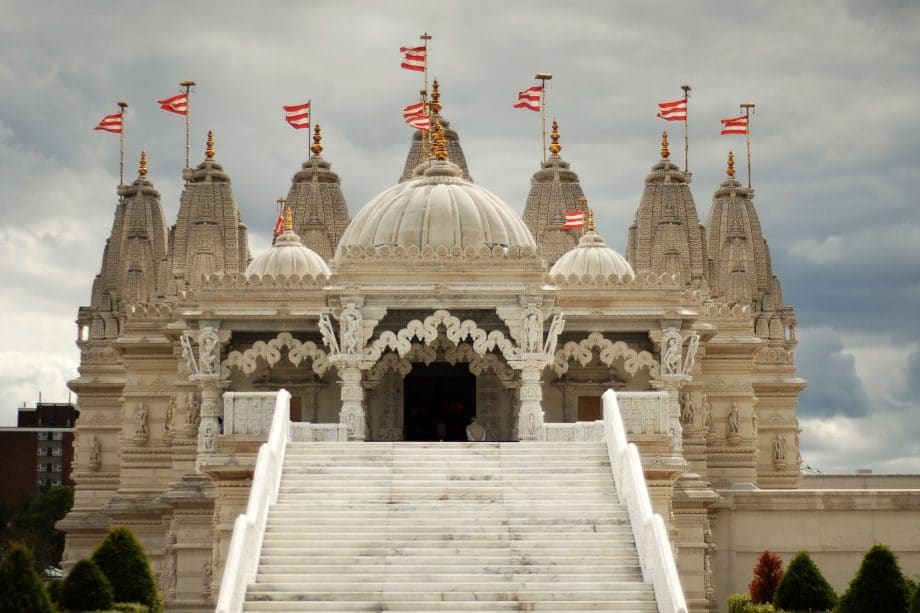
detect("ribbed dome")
[335,160,535,261]
[550,231,634,280]
[245,230,331,278]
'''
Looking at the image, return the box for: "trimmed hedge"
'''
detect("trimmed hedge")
[772,551,836,612]
[61,558,114,611]
[838,544,909,613]
[91,527,162,612]
[0,543,55,613]
[728,593,778,613]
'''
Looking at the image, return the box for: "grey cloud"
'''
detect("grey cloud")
[796,327,871,418]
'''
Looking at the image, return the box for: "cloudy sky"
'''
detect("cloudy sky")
[1,1,918,473]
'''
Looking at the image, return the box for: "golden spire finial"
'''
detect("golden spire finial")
[311,123,323,156]
[432,119,448,160]
[284,205,293,232]
[727,150,735,177]
[587,208,596,233]
[138,150,148,176]
[205,130,215,159]
[549,119,561,156]
[430,78,442,115]
[660,130,670,159]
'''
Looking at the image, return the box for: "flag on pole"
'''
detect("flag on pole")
[157,93,188,115]
[561,211,585,230]
[94,113,123,133]
[400,45,426,71]
[405,114,431,131]
[720,115,748,135]
[657,98,687,121]
[283,102,311,129]
[403,101,426,118]
[273,212,285,235]
[514,86,542,111]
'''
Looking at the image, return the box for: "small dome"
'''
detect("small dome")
[245,230,331,278]
[550,231,634,280]
[335,159,535,261]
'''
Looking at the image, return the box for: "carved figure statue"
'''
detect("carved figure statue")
[198,327,219,375]
[752,409,759,436]
[679,391,694,425]
[543,311,565,356]
[727,401,741,435]
[180,334,199,375]
[661,330,682,375]
[682,334,700,375]
[339,304,363,354]
[795,431,803,467]
[203,424,216,451]
[136,403,149,437]
[773,435,787,466]
[164,398,175,434]
[186,393,200,427]
[89,436,101,468]
[318,312,340,354]
[202,561,213,594]
[703,398,713,434]
[521,304,542,353]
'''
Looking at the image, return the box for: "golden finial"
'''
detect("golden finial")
[430,79,442,115]
[727,150,735,177]
[311,123,323,156]
[578,196,587,210]
[587,208,596,233]
[284,205,293,232]
[660,131,670,160]
[432,119,448,160]
[138,150,148,176]
[205,130,215,159]
[549,119,561,156]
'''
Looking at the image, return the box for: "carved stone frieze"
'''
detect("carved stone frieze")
[553,332,659,378]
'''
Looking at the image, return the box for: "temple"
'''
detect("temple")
[61,80,919,613]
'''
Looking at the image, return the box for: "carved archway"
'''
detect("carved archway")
[553,332,659,379]
[221,331,329,378]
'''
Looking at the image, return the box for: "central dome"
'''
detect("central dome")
[335,160,535,262]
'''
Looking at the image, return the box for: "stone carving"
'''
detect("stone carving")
[679,391,694,425]
[88,435,101,470]
[553,332,659,378]
[660,327,683,376]
[164,398,175,435]
[180,334,199,375]
[682,334,700,375]
[520,304,543,353]
[221,332,329,378]
[752,410,759,436]
[202,561,213,596]
[198,327,220,375]
[727,401,742,445]
[340,303,363,354]
[542,311,565,356]
[795,431,803,468]
[773,435,787,470]
[135,403,149,443]
[185,392,200,427]
[318,312,340,355]
[203,423,216,451]
[703,399,714,436]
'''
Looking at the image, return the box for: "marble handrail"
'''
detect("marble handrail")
[602,389,687,613]
[216,389,291,613]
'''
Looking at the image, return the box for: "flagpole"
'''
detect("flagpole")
[309,98,313,155]
[740,102,755,188]
[180,80,195,171]
[536,72,552,162]
[117,100,128,187]
[681,84,691,173]
[421,32,432,160]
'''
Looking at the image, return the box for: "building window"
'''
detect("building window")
[51,464,62,472]
[52,432,63,441]
[37,464,48,472]
[37,432,49,440]
[51,480,62,487]
[37,448,49,456]
[51,448,62,456]
[37,479,49,488]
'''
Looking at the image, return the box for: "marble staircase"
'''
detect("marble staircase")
[243,441,658,612]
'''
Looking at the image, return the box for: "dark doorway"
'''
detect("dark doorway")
[404,363,476,441]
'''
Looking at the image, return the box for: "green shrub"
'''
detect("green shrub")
[0,543,55,613]
[773,551,836,612]
[838,544,909,613]
[910,582,920,613]
[110,603,153,612]
[47,577,64,606]
[729,593,752,613]
[750,550,784,604]
[91,527,161,612]
[61,558,114,611]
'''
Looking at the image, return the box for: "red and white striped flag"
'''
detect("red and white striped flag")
[158,93,188,115]
[720,115,748,135]
[657,98,687,121]
[513,86,542,112]
[283,102,311,130]
[405,114,430,131]
[273,212,285,235]
[94,113,123,134]
[561,211,585,230]
[400,45,426,72]
[403,101,426,118]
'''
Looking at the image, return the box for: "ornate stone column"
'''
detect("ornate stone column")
[515,357,547,441]
[336,358,366,441]
[181,324,230,468]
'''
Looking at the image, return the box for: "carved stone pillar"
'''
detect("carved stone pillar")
[337,359,366,441]
[515,358,546,441]
[193,375,222,464]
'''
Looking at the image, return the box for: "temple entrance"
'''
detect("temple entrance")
[404,362,476,441]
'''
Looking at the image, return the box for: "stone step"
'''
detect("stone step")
[263,525,631,535]
[247,581,650,593]
[244,600,658,612]
[245,589,655,602]
[255,568,643,580]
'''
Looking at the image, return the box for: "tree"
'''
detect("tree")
[749,550,784,604]
[910,582,920,613]
[838,544,909,613]
[61,558,114,612]
[1,486,74,570]
[0,543,55,613]
[773,550,836,612]
[91,526,162,611]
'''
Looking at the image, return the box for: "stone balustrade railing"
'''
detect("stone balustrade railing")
[602,389,687,613]
[216,389,291,613]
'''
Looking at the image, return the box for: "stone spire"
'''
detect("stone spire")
[86,150,169,339]
[626,131,709,288]
[399,79,472,182]
[705,150,792,341]
[166,131,249,294]
[522,119,586,266]
[286,122,350,262]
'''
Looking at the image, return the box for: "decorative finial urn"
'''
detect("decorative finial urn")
[727,150,735,178]
[587,207,596,233]
[138,150,148,176]
[205,130,215,159]
[430,79,442,115]
[432,120,448,161]
[311,123,323,156]
[660,130,670,160]
[284,205,293,232]
[549,119,561,156]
